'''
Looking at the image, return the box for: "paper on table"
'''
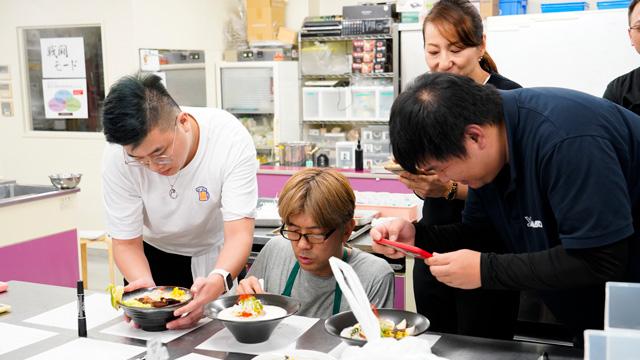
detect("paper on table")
[25,338,144,360]
[195,315,318,355]
[418,333,442,347]
[101,318,211,343]
[327,334,442,359]
[0,323,57,356]
[176,353,223,360]
[24,293,122,330]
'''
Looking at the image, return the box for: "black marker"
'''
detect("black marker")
[77,280,87,337]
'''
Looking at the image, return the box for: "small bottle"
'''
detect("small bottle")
[355,139,363,171]
[316,153,329,167]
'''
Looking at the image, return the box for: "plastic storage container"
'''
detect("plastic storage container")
[351,87,377,120]
[584,329,640,360]
[361,125,389,142]
[302,88,320,120]
[377,86,395,120]
[606,282,640,330]
[355,191,420,222]
[320,88,349,119]
[540,2,588,12]
[335,141,357,169]
[499,0,527,15]
[596,0,630,9]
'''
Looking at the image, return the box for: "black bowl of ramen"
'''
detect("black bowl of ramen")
[206,294,300,343]
[324,308,430,346]
[120,286,192,332]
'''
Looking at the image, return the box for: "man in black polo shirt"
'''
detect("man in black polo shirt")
[371,72,640,346]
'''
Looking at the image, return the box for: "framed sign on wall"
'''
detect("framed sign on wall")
[21,25,105,132]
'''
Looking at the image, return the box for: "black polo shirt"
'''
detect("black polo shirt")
[462,88,640,278]
[604,66,640,116]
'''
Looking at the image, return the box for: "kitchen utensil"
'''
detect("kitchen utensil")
[48,173,82,189]
[276,142,316,166]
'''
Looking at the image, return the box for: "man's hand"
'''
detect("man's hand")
[370,218,416,259]
[236,276,265,295]
[426,249,482,289]
[122,277,155,327]
[167,276,224,330]
[123,277,155,293]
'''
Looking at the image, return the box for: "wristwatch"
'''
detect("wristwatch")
[209,268,233,293]
[445,181,458,201]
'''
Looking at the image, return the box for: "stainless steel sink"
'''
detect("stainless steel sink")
[0,182,59,200]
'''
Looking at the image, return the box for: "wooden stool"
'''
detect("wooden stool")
[79,231,115,290]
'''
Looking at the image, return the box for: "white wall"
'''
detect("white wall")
[0,0,234,231]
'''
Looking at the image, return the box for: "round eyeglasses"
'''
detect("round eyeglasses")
[279,226,336,244]
[123,119,178,167]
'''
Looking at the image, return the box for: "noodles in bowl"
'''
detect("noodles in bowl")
[108,285,193,332]
[207,294,300,343]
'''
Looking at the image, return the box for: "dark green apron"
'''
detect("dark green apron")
[281,248,348,315]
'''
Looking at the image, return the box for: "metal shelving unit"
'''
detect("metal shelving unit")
[298,28,398,168]
[300,34,392,42]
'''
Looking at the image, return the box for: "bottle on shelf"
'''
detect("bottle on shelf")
[355,139,364,171]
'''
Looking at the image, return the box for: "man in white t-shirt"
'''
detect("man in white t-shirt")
[101,73,257,329]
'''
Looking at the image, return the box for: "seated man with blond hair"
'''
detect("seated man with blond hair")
[237,168,395,318]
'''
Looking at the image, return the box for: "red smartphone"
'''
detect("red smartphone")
[374,238,433,259]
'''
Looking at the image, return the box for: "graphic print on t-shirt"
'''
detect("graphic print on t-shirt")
[196,186,210,201]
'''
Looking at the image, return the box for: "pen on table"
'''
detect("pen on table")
[77,280,87,337]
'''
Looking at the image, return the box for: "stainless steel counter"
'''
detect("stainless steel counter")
[0,281,583,359]
[0,180,79,208]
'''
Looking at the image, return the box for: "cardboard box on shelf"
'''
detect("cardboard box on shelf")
[223,50,238,62]
[277,27,298,45]
[247,0,286,41]
[479,0,499,18]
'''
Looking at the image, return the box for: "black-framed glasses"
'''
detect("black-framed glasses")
[123,117,178,167]
[279,226,336,244]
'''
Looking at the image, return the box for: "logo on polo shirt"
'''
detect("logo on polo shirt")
[195,186,210,201]
[525,216,543,228]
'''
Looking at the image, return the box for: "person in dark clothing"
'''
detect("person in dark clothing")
[603,0,640,115]
[398,0,520,340]
[372,72,639,347]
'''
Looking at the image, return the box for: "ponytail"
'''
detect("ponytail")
[480,51,498,74]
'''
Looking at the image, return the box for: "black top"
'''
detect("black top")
[603,66,640,116]
[413,87,640,332]
[420,72,521,227]
[415,87,640,286]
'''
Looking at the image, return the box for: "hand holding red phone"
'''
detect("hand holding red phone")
[370,218,417,259]
[374,238,432,259]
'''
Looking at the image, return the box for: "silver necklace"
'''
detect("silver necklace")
[167,171,182,199]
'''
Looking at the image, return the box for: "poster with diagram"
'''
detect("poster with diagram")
[40,37,86,79]
[42,78,88,119]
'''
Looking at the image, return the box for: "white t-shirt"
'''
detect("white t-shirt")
[102,107,257,277]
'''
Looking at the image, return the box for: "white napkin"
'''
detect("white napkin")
[329,256,381,343]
